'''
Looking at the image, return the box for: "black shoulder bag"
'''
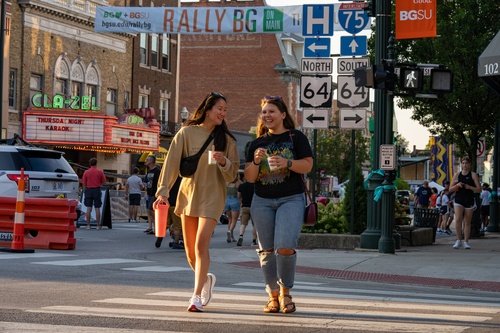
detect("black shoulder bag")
[179,131,214,177]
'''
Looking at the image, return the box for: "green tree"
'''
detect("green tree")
[342,165,367,234]
[314,129,370,184]
[394,0,500,170]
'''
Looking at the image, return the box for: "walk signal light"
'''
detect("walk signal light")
[400,67,423,91]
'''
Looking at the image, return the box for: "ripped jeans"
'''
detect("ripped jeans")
[251,193,305,294]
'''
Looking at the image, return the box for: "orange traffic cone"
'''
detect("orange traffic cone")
[0,168,34,253]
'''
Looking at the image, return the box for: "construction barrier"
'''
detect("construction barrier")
[0,197,78,250]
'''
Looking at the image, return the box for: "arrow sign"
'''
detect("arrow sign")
[304,37,331,57]
[343,113,363,123]
[340,35,367,56]
[302,109,329,129]
[339,109,366,129]
[306,114,326,123]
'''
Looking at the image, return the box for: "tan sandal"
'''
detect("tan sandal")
[279,294,296,313]
[263,296,279,313]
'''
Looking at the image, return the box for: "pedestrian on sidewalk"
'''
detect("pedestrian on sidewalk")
[125,167,144,223]
[237,175,257,246]
[450,156,481,249]
[224,175,241,243]
[143,155,161,235]
[154,92,239,312]
[244,95,313,314]
[480,183,491,232]
[81,157,106,230]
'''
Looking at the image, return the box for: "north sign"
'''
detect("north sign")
[337,57,370,74]
[301,58,333,75]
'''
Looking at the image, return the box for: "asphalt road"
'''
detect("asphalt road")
[0,222,499,333]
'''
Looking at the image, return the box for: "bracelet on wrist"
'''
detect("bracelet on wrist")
[253,160,261,166]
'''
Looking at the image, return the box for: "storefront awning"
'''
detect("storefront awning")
[139,147,168,164]
[478,30,500,94]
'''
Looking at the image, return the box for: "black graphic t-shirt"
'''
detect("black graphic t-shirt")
[246,130,313,199]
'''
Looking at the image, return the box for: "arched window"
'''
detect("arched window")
[71,57,85,98]
[86,61,101,108]
[54,53,71,98]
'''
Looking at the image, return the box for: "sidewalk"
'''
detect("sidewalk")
[228,228,500,292]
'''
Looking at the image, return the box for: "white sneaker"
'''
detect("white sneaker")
[201,273,216,306]
[187,295,203,312]
[453,240,462,249]
[463,242,471,249]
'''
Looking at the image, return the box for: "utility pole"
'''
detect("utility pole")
[360,0,392,250]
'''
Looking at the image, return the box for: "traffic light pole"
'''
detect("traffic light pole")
[360,0,394,251]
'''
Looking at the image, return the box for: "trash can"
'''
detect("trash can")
[413,208,440,242]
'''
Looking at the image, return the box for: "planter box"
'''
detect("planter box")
[298,233,360,250]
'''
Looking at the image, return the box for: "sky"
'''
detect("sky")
[264,0,432,149]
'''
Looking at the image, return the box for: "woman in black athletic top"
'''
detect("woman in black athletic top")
[450,156,481,249]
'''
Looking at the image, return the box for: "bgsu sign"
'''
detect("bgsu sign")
[396,0,436,40]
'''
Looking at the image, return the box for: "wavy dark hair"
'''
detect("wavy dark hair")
[184,92,236,151]
[256,95,296,138]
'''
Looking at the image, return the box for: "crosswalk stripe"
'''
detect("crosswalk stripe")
[0,322,190,333]
[0,253,76,260]
[93,297,492,323]
[27,305,469,333]
[122,266,191,272]
[31,258,151,266]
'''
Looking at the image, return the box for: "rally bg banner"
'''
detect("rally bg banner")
[396,0,436,40]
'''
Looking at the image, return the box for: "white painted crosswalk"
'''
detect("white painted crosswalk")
[23,290,499,333]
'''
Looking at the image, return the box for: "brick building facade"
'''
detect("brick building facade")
[179,0,301,136]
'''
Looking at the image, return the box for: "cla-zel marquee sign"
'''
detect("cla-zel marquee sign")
[23,110,159,152]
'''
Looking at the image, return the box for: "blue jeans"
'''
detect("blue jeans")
[251,193,305,293]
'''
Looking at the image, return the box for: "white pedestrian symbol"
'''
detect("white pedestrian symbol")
[406,71,416,87]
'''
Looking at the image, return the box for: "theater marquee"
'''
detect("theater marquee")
[23,110,160,153]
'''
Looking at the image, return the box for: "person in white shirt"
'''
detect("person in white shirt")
[480,183,491,232]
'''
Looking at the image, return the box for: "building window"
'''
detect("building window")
[161,34,170,71]
[106,89,117,116]
[159,98,169,122]
[124,91,130,109]
[30,74,43,105]
[9,69,16,108]
[151,34,159,68]
[72,82,82,97]
[138,94,148,108]
[140,34,147,65]
[54,78,68,97]
[87,85,97,101]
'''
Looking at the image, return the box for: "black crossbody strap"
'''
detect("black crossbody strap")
[288,130,312,202]
[194,131,215,158]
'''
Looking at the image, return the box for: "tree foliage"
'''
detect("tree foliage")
[314,129,370,184]
[342,165,367,234]
[394,0,500,170]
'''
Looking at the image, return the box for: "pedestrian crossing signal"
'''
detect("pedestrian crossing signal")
[400,68,423,91]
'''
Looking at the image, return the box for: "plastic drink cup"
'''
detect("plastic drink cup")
[208,150,217,164]
[153,201,169,238]
[267,153,279,171]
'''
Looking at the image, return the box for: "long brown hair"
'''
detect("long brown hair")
[256,95,296,138]
[184,92,236,151]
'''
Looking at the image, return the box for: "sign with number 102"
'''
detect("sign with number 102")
[300,76,333,108]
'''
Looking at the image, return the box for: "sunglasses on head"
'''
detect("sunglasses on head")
[209,91,225,99]
[265,95,282,101]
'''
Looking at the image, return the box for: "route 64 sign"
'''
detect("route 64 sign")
[300,76,333,108]
[337,75,369,108]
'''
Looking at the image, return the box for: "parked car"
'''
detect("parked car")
[0,140,79,200]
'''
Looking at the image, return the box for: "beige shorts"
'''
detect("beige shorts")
[240,207,252,226]
[167,206,182,231]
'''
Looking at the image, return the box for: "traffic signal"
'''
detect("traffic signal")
[430,69,453,93]
[363,0,376,17]
[399,67,423,91]
[354,63,397,91]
